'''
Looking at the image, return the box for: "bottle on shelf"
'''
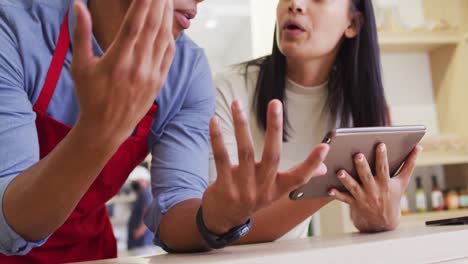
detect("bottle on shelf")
[445,189,460,211]
[430,175,444,211]
[459,188,468,209]
[415,176,427,213]
[400,192,410,215]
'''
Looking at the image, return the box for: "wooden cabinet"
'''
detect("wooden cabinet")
[318,0,468,236]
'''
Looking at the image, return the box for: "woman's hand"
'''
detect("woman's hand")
[202,100,329,235]
[329,143,423,233]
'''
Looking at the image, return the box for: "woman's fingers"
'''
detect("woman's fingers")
[232,101,256,188]
[394,145,423,190]
[375,143,390,186]
[210,116,232,184]
[354,153,376,192]
[260,100,283,186]
[329,189,355,205]
[337,170,365,200]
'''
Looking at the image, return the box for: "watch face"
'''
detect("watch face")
[239,225,250,237]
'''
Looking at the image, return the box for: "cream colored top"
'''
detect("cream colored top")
[209,66,335,240]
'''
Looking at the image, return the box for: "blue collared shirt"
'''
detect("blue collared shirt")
[0,0,213,255]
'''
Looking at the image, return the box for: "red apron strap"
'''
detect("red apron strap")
[34,12,70,113]
[135,104,158,137]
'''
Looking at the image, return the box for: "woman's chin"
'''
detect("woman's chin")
[279,46,307,61]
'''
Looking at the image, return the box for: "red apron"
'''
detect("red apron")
[0,13,157,263]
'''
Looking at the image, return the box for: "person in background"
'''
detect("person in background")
[209,0,423,241]
[127,165,154,251]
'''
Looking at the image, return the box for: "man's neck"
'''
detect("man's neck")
[88,0,131,51]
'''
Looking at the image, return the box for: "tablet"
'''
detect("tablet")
[290,126,427,200]
[426,216,468,226]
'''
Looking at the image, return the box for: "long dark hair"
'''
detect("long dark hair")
[245,0,388,141]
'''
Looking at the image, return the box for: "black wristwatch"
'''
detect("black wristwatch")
[196,207,252,249]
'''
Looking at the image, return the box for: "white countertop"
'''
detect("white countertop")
[78,225,468,264]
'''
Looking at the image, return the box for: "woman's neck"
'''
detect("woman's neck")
[286,54,336,88]
[88,0,131,51]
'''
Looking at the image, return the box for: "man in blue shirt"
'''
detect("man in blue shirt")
[0,0,334,262]
[0,0,215,261]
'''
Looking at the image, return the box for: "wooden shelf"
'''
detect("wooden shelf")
[416,151,468,167]
[321,1,468,237]
[401,208,468,226]
[378,31,460,53]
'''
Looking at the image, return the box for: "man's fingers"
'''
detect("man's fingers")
[232,100,256,188]
[152,0,174,69]
[71,1,94,73]
[150,0,175,92]
[395,145,423,189]
[278,144,329,191]
[138,0,165,51]
[155,39,175,90]
[111,0,152,56]
[210,116,232,184]
[260,100,283,186]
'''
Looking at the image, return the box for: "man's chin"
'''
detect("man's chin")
[173,27,184,40]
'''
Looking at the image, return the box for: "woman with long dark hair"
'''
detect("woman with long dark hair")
[209,0,422,241]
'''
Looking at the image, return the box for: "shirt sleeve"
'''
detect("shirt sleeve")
[0,16,48,255]
[144,53,215,247]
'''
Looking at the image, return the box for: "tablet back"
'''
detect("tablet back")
[290,126,426,200]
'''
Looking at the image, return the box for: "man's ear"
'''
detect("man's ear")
[344,13,364,39]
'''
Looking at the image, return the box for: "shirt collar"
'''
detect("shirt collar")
[68,0,104,57]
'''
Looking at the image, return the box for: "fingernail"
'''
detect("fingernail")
[338,171,346,178]
[379,143,386,153]
[235,101,243,112]
[329,190,335,196]
[357,154,364,162]
[273,103,281,115]
[319,150,326,160]
[213,116,219,126]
